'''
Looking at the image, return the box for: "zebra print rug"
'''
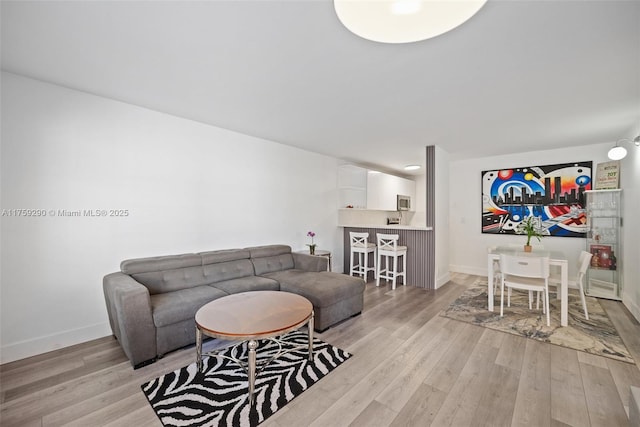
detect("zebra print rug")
[141,331,351,427]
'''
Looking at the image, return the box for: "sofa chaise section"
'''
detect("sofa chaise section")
[249,245,366,331]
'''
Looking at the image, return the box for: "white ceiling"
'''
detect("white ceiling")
[2,0,639,175]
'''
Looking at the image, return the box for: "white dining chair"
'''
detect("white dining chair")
[488,246,502,296]
[547,250,592,320]
[489,247,531,305]
[500,253,551,326]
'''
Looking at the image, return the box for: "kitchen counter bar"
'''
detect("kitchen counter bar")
[342,226,434,289]
[339,223,433,231]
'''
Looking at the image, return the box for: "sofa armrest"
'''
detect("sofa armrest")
[103,272,157,368]
[292,252,328,272]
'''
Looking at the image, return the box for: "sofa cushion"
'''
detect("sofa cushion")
[132,265,209,295]
[199,249,251,265]
[252,254,295,275]
[210,276,280,295]
[121,253,201,275]
[261,270,365,308]
[203,259,255,284]
[248,245,296,275]
[247,244,291,258]
[150,285,228,327]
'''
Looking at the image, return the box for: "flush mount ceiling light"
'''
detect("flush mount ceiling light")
[334,0,487,44]
[607,136,640,160]
[404,165,421,171]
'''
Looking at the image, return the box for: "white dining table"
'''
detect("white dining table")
[487,246,569,327]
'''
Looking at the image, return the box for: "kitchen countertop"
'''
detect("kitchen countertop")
[339,224,433,231]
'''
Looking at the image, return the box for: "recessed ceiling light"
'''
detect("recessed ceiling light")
[334,0,487,44]
[368,170,381,174]
[404,165,421,171]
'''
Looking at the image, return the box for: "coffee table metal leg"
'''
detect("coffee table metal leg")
[248,339,258,405]
[308,311,314,361]
[196,326,203,371]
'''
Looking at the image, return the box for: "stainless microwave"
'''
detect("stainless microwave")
[397,194,411,211]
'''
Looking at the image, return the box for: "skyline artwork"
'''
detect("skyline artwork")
[482,161,592,238]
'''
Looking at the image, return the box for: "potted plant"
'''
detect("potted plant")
[306,231,317,255]
[516,215,544,252]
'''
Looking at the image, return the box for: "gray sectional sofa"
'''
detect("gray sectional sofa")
[103,244,365,368]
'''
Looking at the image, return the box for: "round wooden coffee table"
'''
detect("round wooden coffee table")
[195,291,314,405]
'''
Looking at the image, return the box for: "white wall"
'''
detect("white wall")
[411,172,426,227]
[449,143,615,280]
[0,72,341,363]
[435,145,450,288]
[620,131,640,322]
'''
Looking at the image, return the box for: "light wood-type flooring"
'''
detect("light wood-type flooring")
[2,273,640,426]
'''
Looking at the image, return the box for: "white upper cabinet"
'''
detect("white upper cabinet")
[366,172,416,211]
[338,164,367,209]
[338,164,416,211]
[396,176,415,200]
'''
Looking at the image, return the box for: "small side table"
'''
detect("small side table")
[296,250,332,271]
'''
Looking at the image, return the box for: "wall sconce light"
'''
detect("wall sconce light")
[607,135,640,160]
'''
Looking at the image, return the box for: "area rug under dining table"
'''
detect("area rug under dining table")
[141,331,351,427]
[441,279,634,364]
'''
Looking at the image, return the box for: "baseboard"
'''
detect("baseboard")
[436,271,451,289]
[0,321,112,364]
[623,293,640,324]
[449,264,487,277]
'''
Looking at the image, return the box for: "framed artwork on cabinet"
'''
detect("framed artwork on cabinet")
[594,160,620,189]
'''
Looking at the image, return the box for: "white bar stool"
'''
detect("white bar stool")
[376,233,407,290]
[349,232,377,281]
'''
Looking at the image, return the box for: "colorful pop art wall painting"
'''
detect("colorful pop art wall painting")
[482,162,592,238]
